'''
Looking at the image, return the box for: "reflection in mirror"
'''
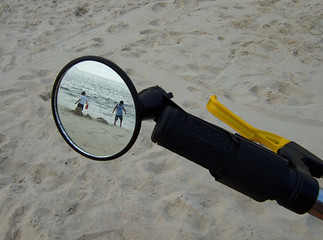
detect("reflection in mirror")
[56,60,136,157]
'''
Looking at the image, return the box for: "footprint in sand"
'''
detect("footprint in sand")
[76,229,127,240]
[173,0,199,8]
[39,89,51,102]
[249,82,315,106]
[152,3,167,13]
[160,196,210,233]
[0,88,23,97]
[74,6,88,17]
[186,86,208,95]
[5,205,27,239]
[3,55,18,73]
[107,22,129,33]
[74,38,104,52]
[187,64,223,75]
[148,19,164,27]
[182,100,201,109]
[144,156,179,175]
[18,69,52,81]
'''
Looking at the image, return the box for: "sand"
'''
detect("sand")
[0,0,322,239]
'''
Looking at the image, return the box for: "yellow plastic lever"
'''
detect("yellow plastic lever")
[207,95,290,153]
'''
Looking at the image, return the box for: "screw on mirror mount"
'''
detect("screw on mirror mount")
[139,86,181,120]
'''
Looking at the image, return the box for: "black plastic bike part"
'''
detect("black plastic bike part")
[138,86,180,120]
[151,105,239,171]
[151,106,319,215]
[278,141,323,178]
[233,135,318,214]
[52,56,142,161]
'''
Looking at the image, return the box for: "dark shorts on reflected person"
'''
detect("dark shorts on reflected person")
[115,115,123,121]
[77,103,84,109]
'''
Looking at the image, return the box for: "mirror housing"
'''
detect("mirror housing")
[51,56,142,161]
[138,86,182,120]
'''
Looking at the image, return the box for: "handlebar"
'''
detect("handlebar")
[151,106,321,217]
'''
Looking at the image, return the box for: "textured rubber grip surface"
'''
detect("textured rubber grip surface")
[151,106,239,175]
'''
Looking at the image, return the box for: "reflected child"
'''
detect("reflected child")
[113,101,126,127]
[74,91,88,115]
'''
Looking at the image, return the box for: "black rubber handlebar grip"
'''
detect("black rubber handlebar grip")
[151,106,319,214]
[151,106,239,176]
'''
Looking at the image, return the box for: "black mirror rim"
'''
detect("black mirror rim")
[51,56,142,161]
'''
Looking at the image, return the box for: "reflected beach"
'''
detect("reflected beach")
[58,106,133,156]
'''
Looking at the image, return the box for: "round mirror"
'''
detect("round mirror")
[51,56,141,160]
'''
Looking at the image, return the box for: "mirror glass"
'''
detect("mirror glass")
[52,57,140,160]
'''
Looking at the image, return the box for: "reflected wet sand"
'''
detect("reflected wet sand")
[58,106,133,156]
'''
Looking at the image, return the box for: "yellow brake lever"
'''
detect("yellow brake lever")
[207,95,290,153]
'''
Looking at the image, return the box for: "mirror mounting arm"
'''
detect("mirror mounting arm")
[139,86,182,121]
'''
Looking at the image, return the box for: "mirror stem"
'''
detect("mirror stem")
[139,86,181,120]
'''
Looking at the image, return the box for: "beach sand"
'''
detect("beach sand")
[0,0,322,239]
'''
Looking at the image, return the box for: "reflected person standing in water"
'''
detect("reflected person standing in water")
[112,101,126,127]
